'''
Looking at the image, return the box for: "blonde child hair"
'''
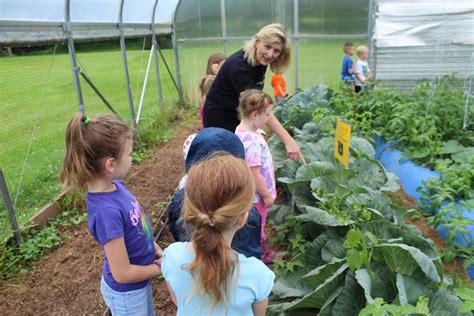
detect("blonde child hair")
[183,154,255,307]
[357,45,369,56]
[238,89,273,119]
[243,23,291,74]
[60,113,131,188]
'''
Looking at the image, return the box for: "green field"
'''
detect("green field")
[0,39,367,242]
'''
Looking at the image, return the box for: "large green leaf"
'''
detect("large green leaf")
[348,158,387,189]
[396,273,432,305]
[331,270,366,315]
[303,258,346,288]
[321,238,347,262]
[298,206,354,227]
[350,136,376,158]
[268,204,294,226]
[429,288,471,316]
[283,263,348,310]
[380,172,401,192]
[318,286,345,316]
[268,135,290,170]
[295,161,338,181]
[373,243,441,283]
[272,268,313,299]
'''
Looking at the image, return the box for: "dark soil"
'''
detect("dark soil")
[0,118,200,315]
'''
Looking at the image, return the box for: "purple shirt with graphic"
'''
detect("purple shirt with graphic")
[87,180,155,292]
[235,127,276,203]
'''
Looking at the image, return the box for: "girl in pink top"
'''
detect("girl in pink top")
[235,89,276,263]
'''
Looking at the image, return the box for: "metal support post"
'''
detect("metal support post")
[118,0,138,137]
[293,0,299,91]
[220,0,228,54]
[0,169,22,246]
[151,0,164,109]
[64,0,84,113]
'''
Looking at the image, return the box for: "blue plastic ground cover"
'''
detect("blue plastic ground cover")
[374,136,474,280]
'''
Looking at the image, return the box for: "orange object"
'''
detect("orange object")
[271,74,287,98]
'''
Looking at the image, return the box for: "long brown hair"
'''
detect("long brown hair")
[206,52,226,75]
[183,154,255,307]
[60,113,131,188]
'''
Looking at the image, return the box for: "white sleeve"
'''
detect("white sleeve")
[354,61,367,82]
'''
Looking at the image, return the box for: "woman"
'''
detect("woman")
[203,23,305,163]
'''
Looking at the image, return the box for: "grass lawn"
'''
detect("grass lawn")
[0,39,368,242]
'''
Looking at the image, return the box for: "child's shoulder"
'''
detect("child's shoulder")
[239,254,274,276]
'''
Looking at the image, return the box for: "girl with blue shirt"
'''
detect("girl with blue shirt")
[61,114,163,315]
[162,154,275,315]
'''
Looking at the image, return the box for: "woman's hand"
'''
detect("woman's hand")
[285,139,305,164]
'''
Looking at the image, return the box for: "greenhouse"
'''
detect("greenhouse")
[0,0,473,314]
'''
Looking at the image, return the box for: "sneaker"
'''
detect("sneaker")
[261,239,276,264]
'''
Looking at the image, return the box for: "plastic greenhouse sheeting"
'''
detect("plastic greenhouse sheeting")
[0,0,179,44]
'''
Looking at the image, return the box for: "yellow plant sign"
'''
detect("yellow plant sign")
[334,119,352,167]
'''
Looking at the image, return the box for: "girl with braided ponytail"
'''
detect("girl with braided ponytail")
[61,113,163,315]
[162,154,275,315]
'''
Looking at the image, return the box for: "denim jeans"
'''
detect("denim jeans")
[100,277,155,316]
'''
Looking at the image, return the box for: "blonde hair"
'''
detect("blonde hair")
[243,23,291,74]
[238,89,273,118]
[357,45,369,56]
[60,113,132,188]
[183,154,255,308]
[199,74,216,98]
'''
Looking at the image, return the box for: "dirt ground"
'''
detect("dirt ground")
[0,119,470,315]
[0,119,200,315]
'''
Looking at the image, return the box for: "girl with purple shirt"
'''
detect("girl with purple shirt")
[235,90,277,263]
[61,114,163,315]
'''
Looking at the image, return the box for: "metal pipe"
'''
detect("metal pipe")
[368,0,377,81]
[220,0,228,54]
[78,69,120,117]
[136,46,154,125]
[293,0,299,91]
[172,0,184,104]
[0,169,22,245]
[151,0,164,109]
[118,0,138,136]
[64,0,84,113]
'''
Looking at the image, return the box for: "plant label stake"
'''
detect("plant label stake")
[334,119,352,167]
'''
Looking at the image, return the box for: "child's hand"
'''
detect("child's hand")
[154,242,164,260]
[263,196,274,208]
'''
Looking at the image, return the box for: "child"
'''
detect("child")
[171,127,262,260]
[235,90,277,263]
[340,42,355,84]
[198,75,216,128]
[199,53,226,127]
[162,154,275,315]
[354,45,372,93]
[60,114,163,315]
[206,52,226,76]
[271,72,288,104]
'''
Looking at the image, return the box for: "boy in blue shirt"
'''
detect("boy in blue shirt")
[340,42,355,84]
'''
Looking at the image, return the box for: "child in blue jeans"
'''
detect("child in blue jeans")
[61,114,163,315]
[340,42,355,84]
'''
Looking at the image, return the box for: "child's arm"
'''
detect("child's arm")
[252,299,269,316]
[277,84,285,97]
[166,282,177,306]
[250,166,274,208]
[104,237,161,284]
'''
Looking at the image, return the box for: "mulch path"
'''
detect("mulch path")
[0,118,200,315]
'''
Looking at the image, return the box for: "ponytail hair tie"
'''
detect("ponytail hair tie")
[83,116,91,126]
[209,218,215,227]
